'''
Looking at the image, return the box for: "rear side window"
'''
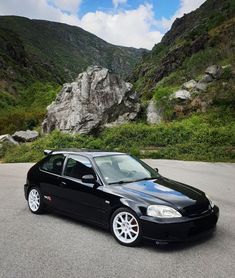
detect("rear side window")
[41,154,65,175]
[64,155,95,180]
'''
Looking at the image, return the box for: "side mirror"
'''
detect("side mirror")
[155,168,159,173]
[81,174,96,184]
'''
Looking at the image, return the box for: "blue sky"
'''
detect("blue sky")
[0,0,206,49]
[79,0,180,19]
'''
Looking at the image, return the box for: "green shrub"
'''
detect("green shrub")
[182,48,221,77]
[0,109,45,134]
[0,82,61,134]
[3,108,235,163]
[0,91,17,109]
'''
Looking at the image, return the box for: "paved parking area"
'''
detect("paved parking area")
[0,160,235,278]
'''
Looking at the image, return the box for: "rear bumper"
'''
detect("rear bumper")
[140,205,219,242]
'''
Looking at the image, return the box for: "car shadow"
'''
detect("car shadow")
[45,209,217,252]
[46,209,110,235]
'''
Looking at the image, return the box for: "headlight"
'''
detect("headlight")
[206,195,214,208]
[147,205,182,218]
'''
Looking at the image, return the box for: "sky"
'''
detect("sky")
[0,0,206,49]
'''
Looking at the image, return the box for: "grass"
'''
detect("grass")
[1,108,235,163]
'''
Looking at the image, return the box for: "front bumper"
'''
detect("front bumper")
[140,205,219,242]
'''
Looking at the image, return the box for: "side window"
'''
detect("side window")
[64,155,95,180]
[41,154,65,175]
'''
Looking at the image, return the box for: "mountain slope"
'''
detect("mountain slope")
[0,15,145,90]
[132,0,235,99]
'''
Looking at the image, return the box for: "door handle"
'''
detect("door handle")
[60,181,67,187]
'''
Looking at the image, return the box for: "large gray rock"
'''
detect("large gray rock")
[182,80,197,91]
[0,134,18,145]
[42,66,140,134]
[12,130,39,142]
[146,100,163,124]
[205,65,222,79]
[170,89,191,100]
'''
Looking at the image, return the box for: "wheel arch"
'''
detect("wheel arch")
[108,198,143,225]
[25,183,41,200]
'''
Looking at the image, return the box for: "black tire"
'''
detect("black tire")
[110,207,142,247]
[27,187,44,214]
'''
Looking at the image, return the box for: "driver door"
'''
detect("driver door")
[60,154,106,225]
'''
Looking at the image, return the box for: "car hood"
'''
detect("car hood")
[108,177,210,216]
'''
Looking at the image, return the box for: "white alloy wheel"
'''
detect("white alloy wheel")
[112,211,140,244]
[28,189,40,212]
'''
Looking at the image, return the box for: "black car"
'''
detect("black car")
[24,150,219,246]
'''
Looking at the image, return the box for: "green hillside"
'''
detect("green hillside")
[0,16,144,84]
[132,0,235,98]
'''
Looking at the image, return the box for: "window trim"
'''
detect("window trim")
[39,153,67,176]
[62,154,104,186]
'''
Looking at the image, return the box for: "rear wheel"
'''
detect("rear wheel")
[111,208,142,246]
[28,187,44,214]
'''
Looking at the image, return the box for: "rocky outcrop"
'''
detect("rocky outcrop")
[0,134,18,145]
[147,100,163,124]
[42,66,140,134]
[12,130,39,142]
[164,65,225,118]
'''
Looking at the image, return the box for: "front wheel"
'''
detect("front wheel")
[28,187,44,214]
[110,208,142,246]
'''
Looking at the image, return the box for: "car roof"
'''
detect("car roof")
[46,149,125,158]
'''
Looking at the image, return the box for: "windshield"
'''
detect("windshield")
[94,154,160,185]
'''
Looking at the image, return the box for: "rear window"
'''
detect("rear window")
[40,154,65,175]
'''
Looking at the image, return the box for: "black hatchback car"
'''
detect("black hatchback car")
[24,150,219,246]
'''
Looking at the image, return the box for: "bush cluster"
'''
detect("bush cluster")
[2,108,235,163]
[0,82,61,134]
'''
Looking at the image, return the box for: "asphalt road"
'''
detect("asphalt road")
[0,160,235,278]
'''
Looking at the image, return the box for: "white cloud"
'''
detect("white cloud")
[159,0,206,30]
[0,0,81,26]
[50,0,82,14]
[0,0,64,22]
[112,0,127,9]
[80,4,163,49]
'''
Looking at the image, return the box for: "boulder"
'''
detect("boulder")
[42,66,140,134]
[0,134,18,145]
[199,74,213,83]
[146,100,163,124]
[205,65,222,79]
[12,130,39,142]
[182,80,197,91]
[170,89,191,100]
